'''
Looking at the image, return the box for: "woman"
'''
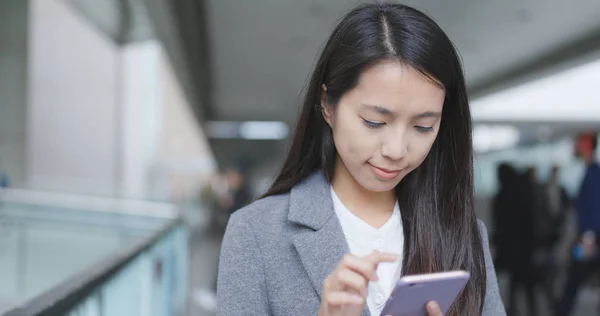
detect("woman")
[217,3,504,316]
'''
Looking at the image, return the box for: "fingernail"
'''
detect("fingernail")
[427,301,441,314]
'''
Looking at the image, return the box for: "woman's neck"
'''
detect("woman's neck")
[331,160,397,228]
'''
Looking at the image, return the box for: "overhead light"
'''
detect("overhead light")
[206,121,289,140]
[473,124,520,153]
[239,121,289,140]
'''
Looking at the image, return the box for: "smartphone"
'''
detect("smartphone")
[379,270,470,316]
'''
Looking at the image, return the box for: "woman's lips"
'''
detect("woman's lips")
[370,164,402,180]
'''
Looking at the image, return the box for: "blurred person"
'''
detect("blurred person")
[517,165,565,315]
[0,170,5,228]
[544,166,570,238]
[533,166,570,305]
[0,169,7,236]
[223,167,251,216]
[493,165,536,316]
[556,133,600,316]
[547,166,570,220]
[217,3,504,316]
[492,163,520,272]
[200,171,230,235]
[526,165,567,311]
[0,171,8,190]
[0,169,7,228]
[200,167,251,234]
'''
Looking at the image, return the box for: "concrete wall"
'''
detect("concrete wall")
[153,51,216,201]
[0,0,215,201]
[120,41,217,202]
[120,41,162,199]
[27,0,120,195]
[0,0,29,187]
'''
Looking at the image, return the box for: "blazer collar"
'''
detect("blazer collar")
[288,170,335,229]
[288,170,370,316]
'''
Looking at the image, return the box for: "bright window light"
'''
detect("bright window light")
[471,58,600,122]
[473,124,520,153]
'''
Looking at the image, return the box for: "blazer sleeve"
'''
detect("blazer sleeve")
[478,220,507,315]
[217,212,270,315]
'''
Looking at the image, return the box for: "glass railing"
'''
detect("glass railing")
[0,189,188,316]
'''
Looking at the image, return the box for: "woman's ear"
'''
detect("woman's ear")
[321,84,333,126]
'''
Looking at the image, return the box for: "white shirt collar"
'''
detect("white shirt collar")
[330,186,404,315]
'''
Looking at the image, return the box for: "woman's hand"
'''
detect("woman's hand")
[318,251,398,316]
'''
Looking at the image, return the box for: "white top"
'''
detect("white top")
[331,187,404,316]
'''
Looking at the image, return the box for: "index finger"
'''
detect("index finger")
[426,301,443,316]
[364,251,399,265]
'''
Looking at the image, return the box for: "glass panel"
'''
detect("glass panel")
[65,225,189,316]
[0,200,172,313]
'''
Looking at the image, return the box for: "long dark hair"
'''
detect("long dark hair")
[264,3,485,314]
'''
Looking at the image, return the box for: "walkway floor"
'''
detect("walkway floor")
[188,228,219,316]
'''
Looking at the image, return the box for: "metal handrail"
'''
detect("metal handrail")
[0,189,178,219]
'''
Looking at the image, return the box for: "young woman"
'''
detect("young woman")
[217,3,505,316]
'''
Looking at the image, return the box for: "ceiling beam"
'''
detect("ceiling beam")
[169,0,213,120]
[143,0,212,122]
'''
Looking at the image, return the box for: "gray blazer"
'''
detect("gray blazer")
[217,171,506,315]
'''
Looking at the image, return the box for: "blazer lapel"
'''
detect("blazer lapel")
[289,171,371,316]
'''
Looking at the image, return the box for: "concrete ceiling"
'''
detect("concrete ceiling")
[203,0,600,125]
[101,0,600,170]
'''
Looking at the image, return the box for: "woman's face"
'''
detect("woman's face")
[322,60,445,193]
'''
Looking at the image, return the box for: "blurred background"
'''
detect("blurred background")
[0,0,599,315]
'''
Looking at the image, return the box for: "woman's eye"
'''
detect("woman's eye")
[415,126,434,133]
[362,119,385,129]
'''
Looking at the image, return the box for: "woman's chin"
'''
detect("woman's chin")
[359,176,402,193]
